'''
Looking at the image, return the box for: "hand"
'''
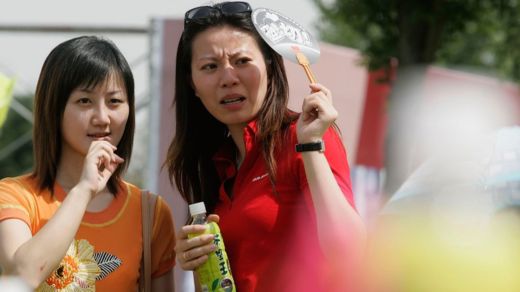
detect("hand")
[296,83,338,143]
[175,214,219,270]
[77,141,124,198]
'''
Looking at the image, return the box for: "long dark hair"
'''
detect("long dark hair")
[165,4,298,212]
[32,36,135,195]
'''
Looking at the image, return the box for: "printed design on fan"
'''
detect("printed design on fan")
[37,239,100,291]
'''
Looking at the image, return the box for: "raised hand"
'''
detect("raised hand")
[77,140,124,198]
[296,83,338,143]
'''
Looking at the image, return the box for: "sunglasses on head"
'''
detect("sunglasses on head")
[184,1,252,27]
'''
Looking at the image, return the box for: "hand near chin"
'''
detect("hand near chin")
[78,140,124,197]
[296,83,337,143]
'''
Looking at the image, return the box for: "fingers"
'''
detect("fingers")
[78,141,125,195]
[207,214,220,223]
[178,241,216,270]
[175,225,216,270]
[302,84,337,122]
[309,83,332,101]
[102,154,124,174]
[178,224,207,239]
[88,141,124,167]
[297,84,338,143]
[86,141,124,174]
[306,83,333,107]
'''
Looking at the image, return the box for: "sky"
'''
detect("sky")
[0,0,320,96]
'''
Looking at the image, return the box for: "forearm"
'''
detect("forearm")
[13,185,91,287]
[152,270,175,292]
[193,272,202,292]
[301,152,366,259]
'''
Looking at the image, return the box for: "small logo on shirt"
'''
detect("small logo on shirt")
[252,173,269,182]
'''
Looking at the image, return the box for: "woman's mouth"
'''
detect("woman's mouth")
[88,133,111,140]
[220,96,246,105]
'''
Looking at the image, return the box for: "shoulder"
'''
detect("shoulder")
[120,181,173,220]
[120,180,148,207]
[0,174,39,198]
[120,180,140,194]
[151,195,176,239]
[0,174,34,187]
[0,174,41,226]
[154,195,174,221]
[323,126,347,154]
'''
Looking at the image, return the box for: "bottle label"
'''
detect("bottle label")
[190,222,236,292]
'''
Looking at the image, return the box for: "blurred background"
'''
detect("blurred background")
[2,0,520,291]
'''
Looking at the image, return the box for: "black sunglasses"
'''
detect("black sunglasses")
[184,1,252,27]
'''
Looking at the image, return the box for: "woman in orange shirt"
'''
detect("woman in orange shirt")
[0,36,176,291]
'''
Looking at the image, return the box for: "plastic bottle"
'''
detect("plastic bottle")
[188,202,236,292]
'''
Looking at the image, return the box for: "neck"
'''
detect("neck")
[55,149,85,191]
[228,124,246,164]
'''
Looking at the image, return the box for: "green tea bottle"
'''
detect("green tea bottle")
[188,202,236,292]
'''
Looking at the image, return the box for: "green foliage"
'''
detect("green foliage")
[436,0,520,82]
[313,0,398,70]
[0,95,33,178]
[313,0,520,82]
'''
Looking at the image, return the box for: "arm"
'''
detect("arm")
[148,196,178,292]
[0,141,123,288]
[152,269,174,291]
[0,185,91,288]
[297,84,366,264]
[300,151,366,258]
[193,272,202,292]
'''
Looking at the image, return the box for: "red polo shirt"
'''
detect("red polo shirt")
[213,120,355,292]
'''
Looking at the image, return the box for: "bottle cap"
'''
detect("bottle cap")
[189,202,207,216]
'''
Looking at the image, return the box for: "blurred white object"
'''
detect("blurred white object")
[0,276,31,292]
[485,126,520,210]
[381,126,520,236]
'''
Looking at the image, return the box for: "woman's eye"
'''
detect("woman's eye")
[77,97,90,104]
[201,63,217,71]
[236,58,251,65]
[110,98,124,104]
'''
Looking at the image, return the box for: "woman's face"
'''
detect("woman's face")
[190,25,268,130]
[61,72,129,159]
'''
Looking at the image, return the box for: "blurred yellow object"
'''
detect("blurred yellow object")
[0,73,15,128]
[365,214,520,292]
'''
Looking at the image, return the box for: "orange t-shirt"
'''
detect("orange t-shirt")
[0,174,176,291]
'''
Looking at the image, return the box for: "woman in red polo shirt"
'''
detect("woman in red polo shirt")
[166,1,366,291]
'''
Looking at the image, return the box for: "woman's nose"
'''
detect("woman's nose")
[220,66,239,88]
[92,104,110,125]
